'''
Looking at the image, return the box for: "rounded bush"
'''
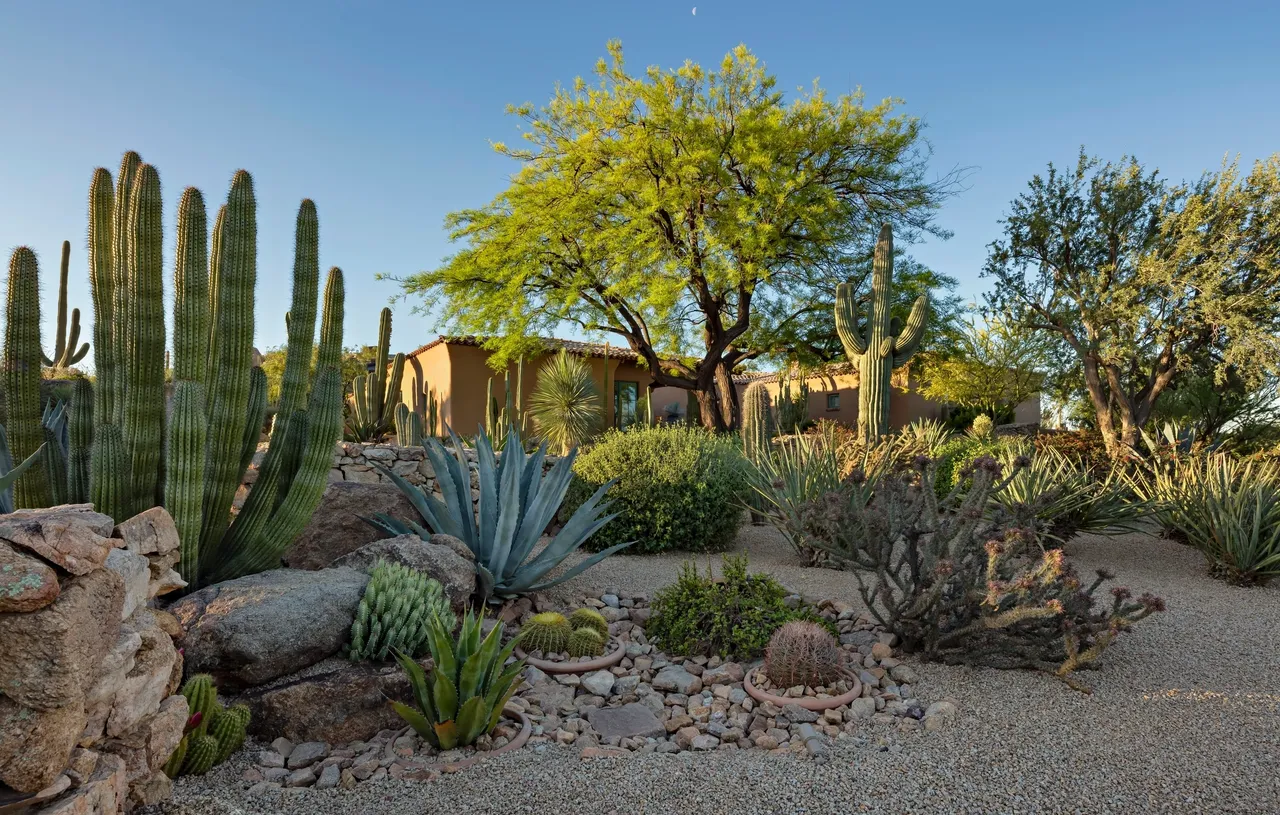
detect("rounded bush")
[566,425,749,554]
[934,435,1005,498]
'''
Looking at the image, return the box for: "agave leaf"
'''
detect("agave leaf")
[476,429,500,564]
[360,513,412,538]
[455,696,489,745]
[424,619,457,680]
[518,538,634,593]
[390,701,437,745]
[483,664,524,731]
[475,563,496,604]
[433,719,459,751]
[432,669,459,722]
[520,442,549,517]
[442,426,479,545]
[486,442,526,581]
[369,462,456,539]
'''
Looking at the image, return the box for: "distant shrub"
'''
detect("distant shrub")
[933,435,1005,498]
[646,555,832,658]
[566,426,749,554]
[1033,430,1116,477]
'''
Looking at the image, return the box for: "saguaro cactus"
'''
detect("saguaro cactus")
[3,248,53,508]
[42,241,90,370]
[834,224,928,443]
[741,381,776,464]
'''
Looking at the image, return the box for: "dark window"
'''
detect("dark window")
[615,381,639,429]
[826,392,840,411]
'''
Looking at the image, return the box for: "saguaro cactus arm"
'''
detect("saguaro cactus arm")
[833,282,868,356]
[42,241,90,368]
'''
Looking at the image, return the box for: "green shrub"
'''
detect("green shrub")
[933,435,1005,498]
[646,555,832,658]
[566,426,749,554]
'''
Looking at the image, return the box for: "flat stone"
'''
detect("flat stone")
[840,631,878,647]
[112,507,180,556]
[287,742,329,770]
[701,662,745,685]
[104,548,150,621]
[847,697,876,720]
[580,746,629,759]
[169,567,368,690]
[580,670,616,697]
[0,505,117,575]
[925,701,957,719]
[586,703,665,741]
[782,703,820,723]
[286,767,317,787]
[690,734,719,751]
[0,695,86,793]
[37,753,126,815]
[652,665,702,695]
[0,540,60,612]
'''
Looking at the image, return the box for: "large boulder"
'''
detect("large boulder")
[168,567,369,690]
[282,482,420,570]
[238,657,427,744]
[0,695,86,793]
[0,505,117,575]
[0,566,124,711]
[329,533,475,609]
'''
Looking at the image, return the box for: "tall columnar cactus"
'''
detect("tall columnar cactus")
[834,224,928,443]
[344,307,404,441]
[124,164,167,514]
[774,368,810,434]
[485,357,526,447]
[67,378,93,503]
[741,381,776,464]
[41,241,90,370]
[394,403,424,447]
[3,248,52,508]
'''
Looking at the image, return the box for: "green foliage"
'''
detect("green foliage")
[647,555,832,659]
[0,425,45,515]
[516,611,571,654]
[932,435,1005,499]
[4,247,52,508]
[165,674,249,777]
[529,350,600,455]
[348,561,456,662]
[345,308,404,442]
[984,150,1280,455]
[397,42,952,431]
[566,426,749,554]
[41,241,89,370]
[367,426,628,603]
[764,620,846,689]
[391,610,524,749]
[567,627,605,658]
[918,315,1047,418]
[568,607,609,639]
[835,224,929,442]
[968,414,994,439]
[1033,430,1115,477]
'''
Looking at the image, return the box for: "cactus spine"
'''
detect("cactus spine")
[518,611,571,654]
[41,241,89,370]
[3,248,52,508]
[834,224,928,443]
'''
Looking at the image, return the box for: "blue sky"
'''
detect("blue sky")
[2,1,1277,362]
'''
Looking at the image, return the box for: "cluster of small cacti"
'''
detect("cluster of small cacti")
[345,307,404,442]
[774,368,810,434]
[394,402,424,447]
[347,561,455,662]
[486,357,527,449]
[763,620,846,688]
[163,675,250,777]
[518,607,610,658]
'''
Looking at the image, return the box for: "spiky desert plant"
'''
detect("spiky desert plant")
[40,399,69,506]
[529,349,601,455]
[741,381,775,464]
[345,307,404,442]
[163,674,249,777]
[0,426,45,514]
[3,247,52,508]
[67,378,93,503]
[567,626,605,658]
[347,561,456,662]
[366,425,629,603]
[834,224,928,444]
[568,607,609,639]
[774,367,810,434]
[517,611,571,654]
[485,358,527,452]
[968,413,994,439]
[41,241,89,370]
[764,620,846,688]
[209,704,251,764]
[394,403,425,447]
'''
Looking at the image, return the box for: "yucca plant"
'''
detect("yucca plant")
[529,350,600,456]
[993,444,1143,547]
[368,425,630,603]
[390,610,524,749]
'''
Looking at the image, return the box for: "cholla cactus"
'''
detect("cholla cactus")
[800,454,1164,689]
[347,561,455,662]
[568,607,609,639]
[567,627,605,658]
[518,611,571,654]
[764,620,845,688]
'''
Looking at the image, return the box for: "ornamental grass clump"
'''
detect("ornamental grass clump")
[800,454,1163,690]
[647,555,831,658]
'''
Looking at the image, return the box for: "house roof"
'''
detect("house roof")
[402,335,641,362]
[732,361,858,386]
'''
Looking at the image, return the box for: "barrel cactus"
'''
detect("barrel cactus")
[764,620,846,689]
[567,626,605,659]
[518,611,571,654]
[568,607,609,639]
[347,561,455,662]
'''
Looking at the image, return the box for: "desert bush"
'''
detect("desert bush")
[1033,430,1121,477]
[646,555,832,658]
[800,454,1163,688]
[566,425,749,554]
[932,434,1006,498]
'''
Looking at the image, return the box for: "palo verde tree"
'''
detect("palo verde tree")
[918,313,1049,421]
[399,42,953,430]
[984,150,1280,455]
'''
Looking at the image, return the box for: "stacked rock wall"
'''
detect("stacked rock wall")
[0,505,189,813]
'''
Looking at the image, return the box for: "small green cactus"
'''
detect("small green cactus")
[210,703,250,763]
[518,611,571,654]
[165,674,250,778]
[181,734,220,775]
[347,561,455,662]
[567,627,605,659]
[568,607,609,639]
[161,737,188,778]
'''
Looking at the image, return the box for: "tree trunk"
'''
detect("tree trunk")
[1081,355,1121,457]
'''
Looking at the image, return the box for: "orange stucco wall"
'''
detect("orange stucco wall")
[397,342,660,437]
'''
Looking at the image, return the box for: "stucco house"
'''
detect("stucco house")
[395,336,1038,437]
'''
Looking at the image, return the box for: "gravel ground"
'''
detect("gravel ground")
[155,528,1280,815]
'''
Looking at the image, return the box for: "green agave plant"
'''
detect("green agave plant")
[367,425,630,603]
[391,610,524,749]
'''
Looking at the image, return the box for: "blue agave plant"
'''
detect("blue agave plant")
[0,424,45,514]
[368,425,630,603]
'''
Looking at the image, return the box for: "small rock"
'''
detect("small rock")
[287,741,329,769]
[315,763,341,790]
[781,703,820,723]
[581,670,616,697]
[247,782,281,797]
[286,767,317,787]
[652,665,702,695]
[690,734,720,751]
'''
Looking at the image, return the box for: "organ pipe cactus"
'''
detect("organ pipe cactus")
[367,425,629,603]
[3,247,52,508]
[834,224,928,443]
[345,307,404,442]
[67,379,93,503]
[41,241,89,370]
[394,403,425,447]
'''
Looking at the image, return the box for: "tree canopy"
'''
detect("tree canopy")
[918,314,1048,417]
[399,42,956,430]
[984,150,1280,454]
